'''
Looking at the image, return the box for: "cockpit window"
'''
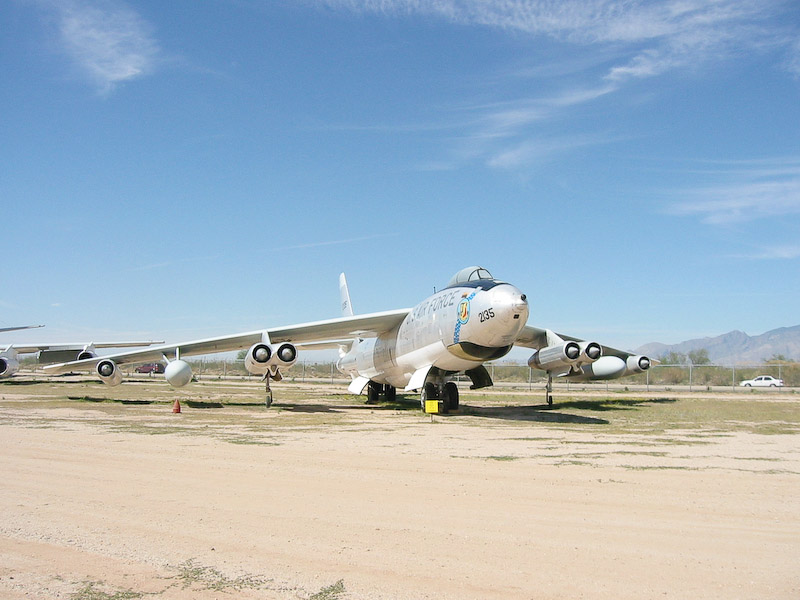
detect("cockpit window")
[446,266,495,288]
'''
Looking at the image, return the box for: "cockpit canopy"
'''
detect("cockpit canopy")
[446,266,495,288]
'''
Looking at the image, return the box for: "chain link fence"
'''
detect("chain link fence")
[23,355,795,393]
[175,359,798,393]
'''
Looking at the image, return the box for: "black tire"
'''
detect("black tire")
[384,385,397,403]
[367,381,380,404]
[444,381,459,411]
[421,382,437,411]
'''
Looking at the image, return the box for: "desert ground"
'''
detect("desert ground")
[1,375,798,599]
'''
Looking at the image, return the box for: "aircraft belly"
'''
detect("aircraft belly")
[391,340,479,386]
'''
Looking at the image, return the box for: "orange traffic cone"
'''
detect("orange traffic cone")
[172,399,181,414]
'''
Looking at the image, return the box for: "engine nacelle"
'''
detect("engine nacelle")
[165,360,193,388]
[245,343,272,375]
[0,356,20,378]
[578,341,602,362]
[626,355,651,374]
[244,343,298,376]
[96,359,123,386]
[528,341,581,372]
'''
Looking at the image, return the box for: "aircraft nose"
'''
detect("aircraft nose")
[490,284,529,331]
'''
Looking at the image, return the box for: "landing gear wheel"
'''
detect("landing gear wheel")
[384,385,397,403]
[367,381,381,404]
[547,394,553,407]
[420,382,437,411]
[264,377,274,408]
[444,382,459,411]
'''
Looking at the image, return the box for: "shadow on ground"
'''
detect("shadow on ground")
[68,396,154,405]
[456,397,678,424]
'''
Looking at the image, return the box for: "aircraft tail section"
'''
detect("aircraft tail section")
[339,272,354,317]
[338,272,356,358]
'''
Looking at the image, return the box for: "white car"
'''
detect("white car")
[740,375,784,387]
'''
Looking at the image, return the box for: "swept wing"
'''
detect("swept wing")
[0,325,44,334]
[515,325,635,359]
[44,309,411,374]
[7,341,164,355]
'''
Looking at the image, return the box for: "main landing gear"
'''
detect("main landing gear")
[366,381,397,404]
[546,373,554,407]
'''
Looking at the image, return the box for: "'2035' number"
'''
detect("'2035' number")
[479,308,495,323]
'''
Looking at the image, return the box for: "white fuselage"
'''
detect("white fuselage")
[337,280,529,389]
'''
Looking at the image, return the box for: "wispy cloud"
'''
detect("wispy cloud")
[39,0,160,93]
[281,233,400,251]
[127,255,219,272]
[317,1,793,81]
[744,245,800,260]
[314,0,797,169]
[486,133,616,170]
[670,158,800,225]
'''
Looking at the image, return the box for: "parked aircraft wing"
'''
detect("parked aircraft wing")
[515,325,636,359]
[266,309,410,344]
[0,325,44,334]
[43,309,411,375]
[9,341,164,355]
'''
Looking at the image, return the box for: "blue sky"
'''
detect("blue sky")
[2,0,799,357]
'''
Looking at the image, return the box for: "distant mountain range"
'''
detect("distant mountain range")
[635,325,800,365]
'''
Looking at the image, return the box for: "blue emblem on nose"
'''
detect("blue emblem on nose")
[453,291,477,343]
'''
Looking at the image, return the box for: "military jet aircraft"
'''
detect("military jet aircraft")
[44,267,652,409]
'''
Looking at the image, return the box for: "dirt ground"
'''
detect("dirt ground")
[1,377,798,599]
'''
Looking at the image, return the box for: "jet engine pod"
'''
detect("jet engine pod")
[244,343,298,375]
[0,356,20,378]
[96,359,123,386]
[528,341,581,372]
[626,355,651,374]
[77,350,97,361]
[165,359,193,388]
[274,343,297,367]
[578,341,602,362]
[244,343,272,375]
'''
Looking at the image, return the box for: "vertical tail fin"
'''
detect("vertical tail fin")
[338,273,356,359]
[339,273,354,317]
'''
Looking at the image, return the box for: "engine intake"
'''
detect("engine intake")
[96,359,123,386]
[626,355,651,374]
[0,356,20,378]
[579,341,602,362]
[528,342,582,372]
